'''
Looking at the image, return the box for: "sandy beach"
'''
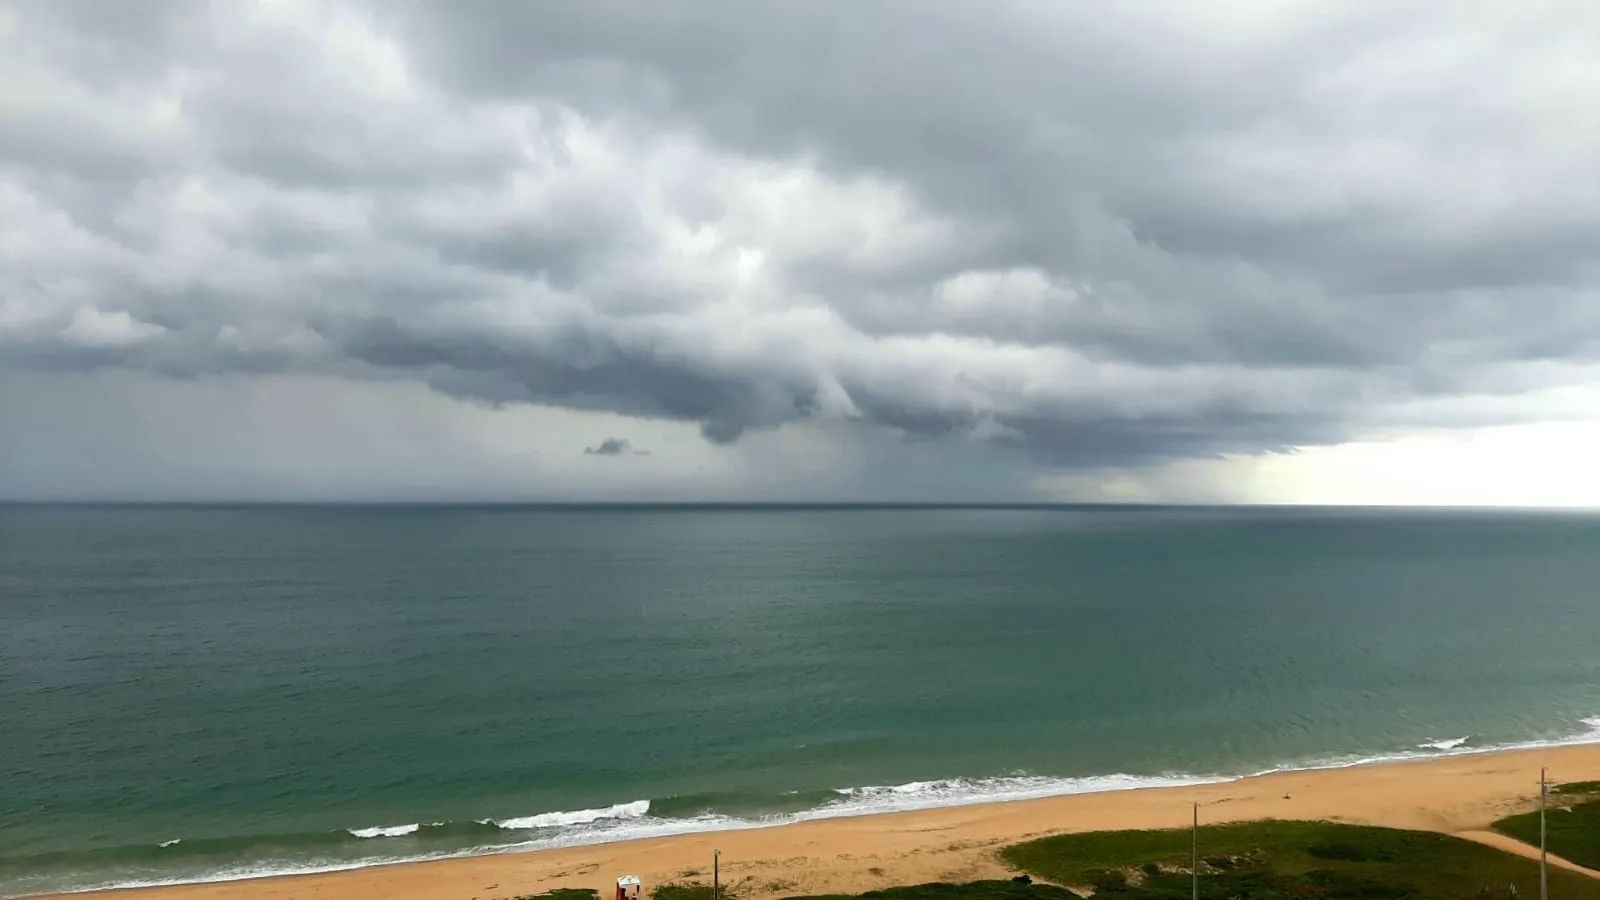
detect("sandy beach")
[50,743,1600,900]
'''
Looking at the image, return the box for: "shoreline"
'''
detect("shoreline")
[36,742,1600,900]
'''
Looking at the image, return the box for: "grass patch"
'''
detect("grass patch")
[654,884,732,900]
[1495,789,1600,871]
[786,881,1077,900]
[1000,820,1600,900]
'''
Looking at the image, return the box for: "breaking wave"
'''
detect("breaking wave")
[1417,736,1472,751]
[347,824,422,839]
[494,800,652,830]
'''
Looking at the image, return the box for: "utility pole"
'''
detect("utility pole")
[714,848,721,900]
[1540,769,1548,900]
[1192,802,1199,900]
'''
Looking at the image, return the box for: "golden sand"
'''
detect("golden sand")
[56,743,1600,900]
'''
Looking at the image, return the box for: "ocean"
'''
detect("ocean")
[4,504,1600,897]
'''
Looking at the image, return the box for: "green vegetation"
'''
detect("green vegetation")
[654,883,732,900]
[773,820,1600,900]
[996,820,1600,900]
[509,891,599,900]
[786,880,1076,900]
[529,819,1600,900]
[1494,781,1600,871]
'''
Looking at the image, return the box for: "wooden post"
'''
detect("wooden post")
[1540,769,1548,900]
[1192,802,1199,900]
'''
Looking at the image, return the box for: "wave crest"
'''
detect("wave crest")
[495,800,651,830]
[348,824,420,839]
[815,773,1224,819]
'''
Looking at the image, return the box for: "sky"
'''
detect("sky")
[3,1,1599,504]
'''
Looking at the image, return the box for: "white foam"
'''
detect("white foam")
[495,800,651,830]
[47,856,457,895]
[1418,736,1471,751]
[158,839,181,849]
[499,811,748,850]
[347,823,420,839]
[1254,716,1600,776]
[38,777,1220,896]
[809,773,1228,820]
[483,773,1230,857]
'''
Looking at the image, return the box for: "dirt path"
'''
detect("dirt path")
[1455,830,1600,879]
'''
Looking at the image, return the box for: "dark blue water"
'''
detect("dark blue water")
[4,505,1600,896]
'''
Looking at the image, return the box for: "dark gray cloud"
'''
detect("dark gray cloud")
[3,0,1599,492]
[584,437,646,457]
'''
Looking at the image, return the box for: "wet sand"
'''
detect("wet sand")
[55,743,1600,900]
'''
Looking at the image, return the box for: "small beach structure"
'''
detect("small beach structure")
[616,875,642,900]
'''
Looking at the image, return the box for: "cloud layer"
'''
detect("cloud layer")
[3,1,1599,497]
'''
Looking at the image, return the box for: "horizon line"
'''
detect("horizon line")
[3,500,1598,513]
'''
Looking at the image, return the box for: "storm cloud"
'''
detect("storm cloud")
[3,0,1599,496]
[585,437,644,457]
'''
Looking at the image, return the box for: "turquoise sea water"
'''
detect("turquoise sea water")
[4,505,1600,896]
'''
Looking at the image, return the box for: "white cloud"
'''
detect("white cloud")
[1251,422,1600,507]
[1036,414,1600,508]
[60,308,165,348]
